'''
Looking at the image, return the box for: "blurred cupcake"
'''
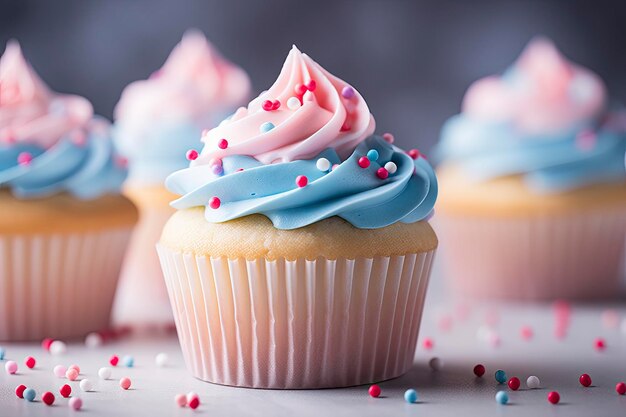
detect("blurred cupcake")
[0,41,138,341]
[436,38,626,300]
[112,30,250,327]
[157,46,438,388]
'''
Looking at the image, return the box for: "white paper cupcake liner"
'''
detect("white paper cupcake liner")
[436,209,626,300]
[0,227,133,341]
[157,245,435,389]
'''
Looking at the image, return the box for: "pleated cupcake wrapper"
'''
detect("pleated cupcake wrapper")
[436,209,626,300]
[157,245,435,389]
[0,228,133,341]
[113,205,174,327]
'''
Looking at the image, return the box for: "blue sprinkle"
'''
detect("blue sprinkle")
[0,346,5,360]
[24,388,36,402]
[260,122,275,133]
[366,149,379,161]
[404,388,418,403]
[123,355,134,368]
[495,369,507,384]
[495,390,509,404]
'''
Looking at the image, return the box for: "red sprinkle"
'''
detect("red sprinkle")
[218,139,228,149]
[110,355,119,367]
[376,167,389,179]
[41,338,54,351]
[15,384,27,399]
[295,175,308,188]
[186,149,198,161]
[306,80,317,91]
[407,149,420,159]
[616,382,626,395]
[579,373,592,387]
[594,338,606,351]
[368,384,381,398]
[60,384,71,398]
[272,100,281,110]
[294,83,307,95]
[262,100,273,111]
[42,391,55,406]
[25,356,36,369]
[422,337,434,350]
[357,156,370,169]
[189,396,200,409]
[508,377,520,391]
[17,151,33,165]
[209,197,221,209]
[547,391,560,404]
[473,364,485,377]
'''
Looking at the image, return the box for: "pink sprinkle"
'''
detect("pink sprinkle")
[262,100,274,111]
[186,149,198,161]
[209,158,223,167]
[175,393,187,407]
[189,396,200,409]
[422,337,434,350]
[120,377,132,390]
[575,130,596,151]
[376,167,389,179]
[407,149,420,159]
[68,364,80,374]
[357,156,370,169]
[5,361,18,375]
[66,368,79,381]
[306,80,317,91]
[594,337,606,351]
[17,151,33,166]
[272,100,281,110]
[110,355,119,366]
[25,356,36,369]
[209,197,221,209]
[296,175,308,188]
[211,164,224,176]
[41,338,54,351]
[69,397,82,411]
[382,133,395,143]
[218,139,228,149]
[520,325,534,341]
[294,83,307,96]
[341,86,355,99]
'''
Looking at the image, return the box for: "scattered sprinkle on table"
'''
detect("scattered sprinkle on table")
[404,389,418,403]
[368,384,381,398]
[508,377,520,391]
[547,391,560,404]
[594,338,606,351]
[123,355,134,367]
[15,384,26,398]
[175,393,187,407]
[49,340,67,355]
[24,356,36,369]
[69,397,83,410]
[42,391,55,406]
[110,355,119,366]
[79,379,94,392]
[526,375,540,389]
[155,352,169,367]
[120,377,132,390]
[579,373,592,387]
[473,364,485,377]
[99,366,112,380]
[616,382,626,395]
[53,364,67,378]
[495,370,507,384]
[24,388,36,402]
[495,391,508,404]
[5,360,17,375]
[66,368,79,381]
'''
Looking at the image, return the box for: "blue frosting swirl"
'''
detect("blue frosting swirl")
[166,135,437,230]
[0,118,127,199]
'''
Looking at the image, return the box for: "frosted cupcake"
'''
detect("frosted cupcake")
[436,38,626,300]
[0,41,137,341]
[112,31,250,327]
[157,46,438,388]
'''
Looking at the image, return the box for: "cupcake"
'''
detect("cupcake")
[112,31,250,327]
[0,41,138,341]
[436,38,626,300]
[157,46,438,388]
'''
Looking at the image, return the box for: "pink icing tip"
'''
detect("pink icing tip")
[186,149,199,161]
[376,167,389,179]
[295,175,308,188]
[407,149,420,159]
[17,152,33,166]
[209,196,221,209]
[217,138,228,149]
[357,156,370,168]
[382,133,395,143]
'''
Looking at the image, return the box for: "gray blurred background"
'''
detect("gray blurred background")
[2,0,626,153]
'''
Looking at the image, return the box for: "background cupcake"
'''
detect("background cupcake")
[0,41,137,341]
[157,46,438,389]
[112,30,250,328]
[436,38,626,300]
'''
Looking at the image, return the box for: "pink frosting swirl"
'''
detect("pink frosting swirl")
[114,30,250,132]
[195,45,375,165]
[0,41,93,148]
[462,37,607,135]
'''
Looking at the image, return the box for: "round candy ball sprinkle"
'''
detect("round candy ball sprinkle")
[495,390,508,405]
[547,391,560,404]
[495,370,507,384]
[341,86,355,99]
[520,325,534,340]
[384,161,397,174]
[262,100,274,111]
[357,156,370,168]
[616,382,626,395]
[85,332,103,348]
[209,196,221,209]
[42,391,55,406]
[260,122,275,133]
[66,368,79,381]
[17,151,33,165]
[24,388,36,402]
[473,364,485,377]
[376,167,389,180]
[123,355,134,368]
[429,357,443,371]
[79,379,94,392]
[579,373,592,387]
[295,175,308,188]
[294,83,307,95]
[526,375,541,389]
[217,138,228,149]
[382,133,395,143]
[508,377,520,391]
[15,384,27,399]
[69,397,83,411]
[98,367,112,380]
[53,364,67,378]
[404,389,418,404]
[187,392,199,403]
[366,149,379,161]
[306,80,317,91]
[5,360,18,374]
[407,149,420,159]
[594,338,606,351]
[24,356,36,369]
[186,149,198,161]
[211,164,224,176]
[287,96,301,110]
[155,353,169,368]
[175,393,187,407]
[41,338,54,351]
[316,158,331,172]
[120,377,132,390]
[422,337,434,350]
[109,355,119,367]
[368,384,381,398]
[49,340,67,355]
[60,384,71,398]
[0,346,4,360]
[189,396,200,410]
[68,364,80,374]
[209,157,223,167]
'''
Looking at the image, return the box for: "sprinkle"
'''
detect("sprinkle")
[85,332,103,348]
[404,389,418,404]
[368,384,381,398]
[235,168,244,172]
[357,156,370,168]
[17,151,33,165]
[175,394,187,407]
[211,164,224,176]
[24,356,36,369]
[186,392,199,404]
[316,158,331,172]
[24,388,36,402]
[579,373,592,387]
[0,346,5,360]
[69,397,83,410]
[520,325,534,340]
[407,149,420,159]
[66,368,79,381]
[41,338,53,351]
[616,382,626,395]
[186,149,198,161]
[376,168,389,180]
[49,340,67,355]
[422,337,434,350]
[189,396,200,409]
[80,379,94,392]
[306,80,317,91]
[594,337,606,351]
[123,355,134,367]
[98,367,112,380]
[42,391,55,406]
[495,391,508,405]
[382,133,395,143]
[384,161,397,174]
[366,149,379,161]
[110,355,119,366]
[294,83,307,95]
[341,86,355,99]
[68,364,80,374]
[495,370,507,384]
[209,158,223,167]
[473,364,485,377]
[602,309,620,329]
[287,96,301,110]
[272,100,281,110]
[209,197,221,209]
[120,377,132,390]
[53,365,67,378]
[296,175,308,188]
[429,357,443,371]
[60,384,71,398]
[5,361,17,374]
[260,122,275,133]
[331,164,340,171]
[262,100,274,111]
[508,377,520,391]
[155,353,169,367]
[547,391,560,404]
[218,139,229,149]
[15,384,26,399]
[526,375,541,389]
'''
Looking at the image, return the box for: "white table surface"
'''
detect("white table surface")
[1,267,626,417]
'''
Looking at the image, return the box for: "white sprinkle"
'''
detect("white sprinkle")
[384,161,397,174]
[316,158,331,172]
[79,379,94,392]
[49,340,67,355]
[428,357,443,371]
[526,375,540,389]
[85,332,103,348]
[287,96,301,110]
[155,352,169,368]
[98,367,112,380]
